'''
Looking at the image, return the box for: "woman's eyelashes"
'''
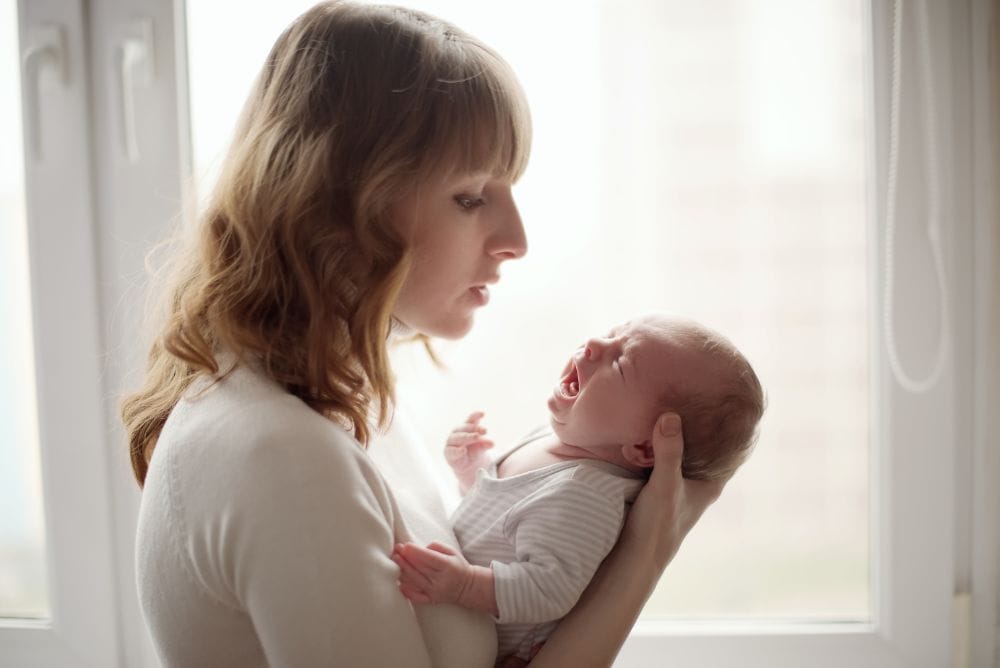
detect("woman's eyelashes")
[454,194,486,211]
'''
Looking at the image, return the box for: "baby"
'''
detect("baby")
[391,314,765,663]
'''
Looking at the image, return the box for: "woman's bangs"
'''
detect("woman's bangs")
[431,46,531,181]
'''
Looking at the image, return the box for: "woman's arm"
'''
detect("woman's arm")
[525,413,726,668]
[229,422,436,667]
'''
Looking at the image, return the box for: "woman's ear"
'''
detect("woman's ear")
[621,441,655,468]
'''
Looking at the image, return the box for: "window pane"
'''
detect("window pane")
[0,0,49,620]
[600,0,870,620]
[187,0,869,621]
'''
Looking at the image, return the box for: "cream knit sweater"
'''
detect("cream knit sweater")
[136,361,495,667]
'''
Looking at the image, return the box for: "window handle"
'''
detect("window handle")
[115,19,155,164]
[21,24,68,163]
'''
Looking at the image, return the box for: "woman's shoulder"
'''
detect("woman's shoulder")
[155,362,374,487]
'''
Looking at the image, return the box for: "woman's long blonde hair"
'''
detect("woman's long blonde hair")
[122,1,530,486]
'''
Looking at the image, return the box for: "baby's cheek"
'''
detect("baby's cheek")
[630,405,662,442]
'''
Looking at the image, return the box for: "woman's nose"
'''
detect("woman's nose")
[488,188,527,260]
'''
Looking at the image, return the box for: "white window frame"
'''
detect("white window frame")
[3,0,118,665]
[3,0,184,665]
[2,0,996,666]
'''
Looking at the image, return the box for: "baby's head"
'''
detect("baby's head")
[547,314,764,481]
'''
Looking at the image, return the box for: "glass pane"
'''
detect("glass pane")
[599,0,871,621]
[0,0,50,619]
[187,0,869,621]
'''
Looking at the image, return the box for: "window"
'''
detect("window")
[0,0,48,621]
[3,0,995,665]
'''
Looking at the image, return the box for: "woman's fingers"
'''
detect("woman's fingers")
[466,410,485,424]
[494,643,542,668]
[627,412,729,565]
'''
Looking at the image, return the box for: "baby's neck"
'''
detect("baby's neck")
[496,432,642,479]
[544,436,644,474]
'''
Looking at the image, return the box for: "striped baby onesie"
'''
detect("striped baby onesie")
[451,431,645,662]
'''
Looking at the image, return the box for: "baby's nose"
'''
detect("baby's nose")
[584,338,609,359]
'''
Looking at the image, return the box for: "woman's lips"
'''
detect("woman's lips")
[469,285,490,305]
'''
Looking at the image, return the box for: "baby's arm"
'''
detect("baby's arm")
[395,479,624,625]
[392,542,498,616]
[443,411,494,495]
[489,480,625,624]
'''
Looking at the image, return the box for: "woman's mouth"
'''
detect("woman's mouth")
[469,285,490,306]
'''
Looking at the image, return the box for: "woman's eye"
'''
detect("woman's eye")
[454,195,486,210]
[615,359,625,378]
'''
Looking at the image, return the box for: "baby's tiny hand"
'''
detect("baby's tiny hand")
[444,411,494,483]
[391,541,475,606]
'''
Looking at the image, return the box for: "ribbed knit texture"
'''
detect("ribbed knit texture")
[136,361,496,667]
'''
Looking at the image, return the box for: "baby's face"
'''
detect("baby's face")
[547,315,712,452]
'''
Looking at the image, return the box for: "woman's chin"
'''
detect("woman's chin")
[413,313,475,341]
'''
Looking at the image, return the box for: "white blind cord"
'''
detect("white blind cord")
[883,0,950,393]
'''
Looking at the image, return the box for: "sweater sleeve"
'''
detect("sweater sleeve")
[216,420,434,667]
[489,479,626,625]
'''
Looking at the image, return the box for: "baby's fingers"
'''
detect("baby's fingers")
[397,542,452,573]
[465,439,494,453]
[446,431,488,448]
[444,443,468,464]
[392,546,434,589]
[399,583,432,604]
[426,541,458,556]
[456,411,488,435]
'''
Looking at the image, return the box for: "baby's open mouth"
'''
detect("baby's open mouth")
[560,361,580,398]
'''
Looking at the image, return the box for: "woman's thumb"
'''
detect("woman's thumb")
[651,413,684,471]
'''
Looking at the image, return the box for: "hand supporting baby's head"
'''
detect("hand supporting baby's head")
[547,314,765,481]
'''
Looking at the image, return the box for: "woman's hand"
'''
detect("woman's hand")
[621,412,727,570]
[444,411,495,493]
[497,643,544,667]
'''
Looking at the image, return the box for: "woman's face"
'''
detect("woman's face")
[391,171,527,339]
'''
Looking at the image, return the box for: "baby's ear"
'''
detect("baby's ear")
[621,441,655,468]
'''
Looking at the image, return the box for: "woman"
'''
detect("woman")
[123,3,725,666]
